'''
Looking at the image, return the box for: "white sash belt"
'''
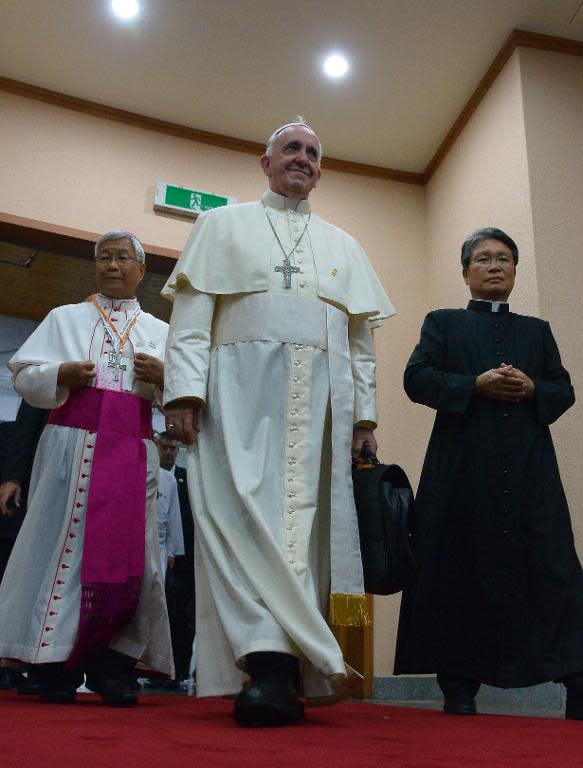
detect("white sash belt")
[211,292,365,600]
[212,293,327,350]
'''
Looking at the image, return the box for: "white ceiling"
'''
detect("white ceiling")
[1,0,583,172]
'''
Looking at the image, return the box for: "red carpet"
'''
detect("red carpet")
[2,691,583,768]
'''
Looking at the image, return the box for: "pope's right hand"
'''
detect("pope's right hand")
[57,361,95,390]
[0,481,21,516]
[165,401,200,446]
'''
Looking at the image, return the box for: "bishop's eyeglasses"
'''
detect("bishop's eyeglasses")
[95,253,139,266]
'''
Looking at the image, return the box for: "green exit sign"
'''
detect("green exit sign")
[154,182,236,218]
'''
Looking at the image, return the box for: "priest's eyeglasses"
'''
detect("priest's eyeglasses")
[95,253,138,266]
[471,254,513,267]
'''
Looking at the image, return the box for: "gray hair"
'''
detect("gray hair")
[460,227,519,268]
[265,115,323,161]
[95,230,146,264]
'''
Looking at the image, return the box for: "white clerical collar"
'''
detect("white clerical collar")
[472,299,509,313]
[95,293,139,311]
[262,189,311,215]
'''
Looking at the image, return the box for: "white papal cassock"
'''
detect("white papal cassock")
[163,190,395,700]
[0,294,174,677]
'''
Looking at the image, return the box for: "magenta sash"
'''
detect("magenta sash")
[48,387,152,667]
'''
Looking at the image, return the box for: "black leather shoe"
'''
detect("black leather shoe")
[97,676,138,707]
[438,674,479,715]
[565,675,583,720]
[39,686,78,704]
[86,650,138,707]
[36,663,81,704]
[233,652,304,727]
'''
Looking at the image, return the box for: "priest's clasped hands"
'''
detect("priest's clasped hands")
[475,363,535,403]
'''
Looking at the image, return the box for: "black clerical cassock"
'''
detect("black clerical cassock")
[394,300,583,687]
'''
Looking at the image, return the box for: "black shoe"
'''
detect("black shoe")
[97,676,138,707]
[86,650,138,707]
[233,652,304,727]
[36,663,82,704]
[565,675,583,720]
[0,667,26,690]
[17,674,41,696]
[162,679,181,691]
[438,674,479,716]
[39,686,78,704]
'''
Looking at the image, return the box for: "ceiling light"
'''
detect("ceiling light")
[323,54,349,79]
[112,0,139,19]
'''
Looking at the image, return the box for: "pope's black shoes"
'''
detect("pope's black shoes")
[437,674,480,715]
[234,651,305,727]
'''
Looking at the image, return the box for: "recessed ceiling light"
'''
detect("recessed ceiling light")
[112,0,139,20]
[323,53,349,79]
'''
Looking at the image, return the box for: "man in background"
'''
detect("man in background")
[0,401,48,690]
[157,431,195,688]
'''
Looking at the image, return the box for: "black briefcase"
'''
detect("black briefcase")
[352,453,417,595]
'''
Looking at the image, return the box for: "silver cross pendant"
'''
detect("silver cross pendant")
[274,257,300,289]
[107,350,127,382]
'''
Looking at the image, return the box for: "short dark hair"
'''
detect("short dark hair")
[461,228,519,268]
[157,431,178,443]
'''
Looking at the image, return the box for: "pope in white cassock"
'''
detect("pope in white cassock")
[163,120,395,727]
[0,231,173,706]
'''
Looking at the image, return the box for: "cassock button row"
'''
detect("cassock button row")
[503,489,509,495]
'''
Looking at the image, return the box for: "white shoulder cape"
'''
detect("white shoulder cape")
[161,201,395,324]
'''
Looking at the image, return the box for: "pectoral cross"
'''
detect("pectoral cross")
[107,349,127,382]
[275,257,301,289]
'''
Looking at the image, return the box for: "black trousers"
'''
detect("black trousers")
[165,561,195,680]
[0,538,15,586]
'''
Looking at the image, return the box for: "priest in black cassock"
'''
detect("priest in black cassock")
[394,227,583,719]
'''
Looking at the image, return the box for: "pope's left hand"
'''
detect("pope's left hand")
[134,353,164,388]
[352,427,378,464]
